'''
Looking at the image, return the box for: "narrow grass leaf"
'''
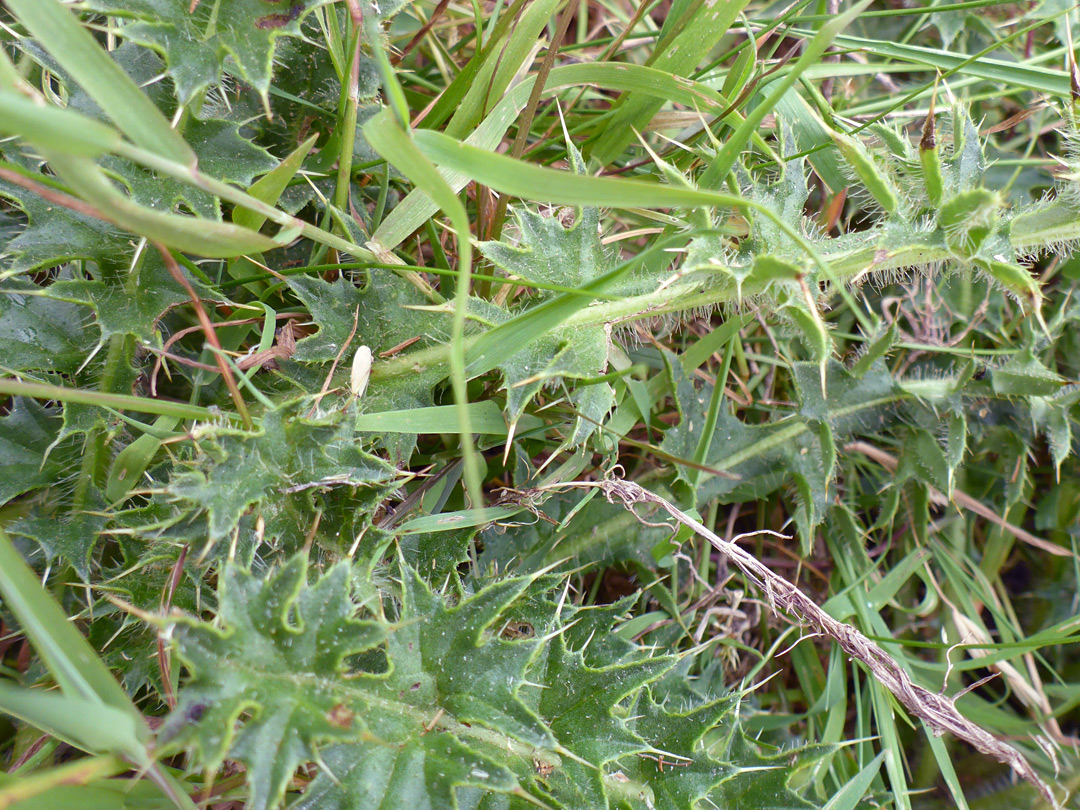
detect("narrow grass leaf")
[923,729,972,810]
[463,259,633,378]
[590,0,750,163]
[421,0,530,131]
[0,682,144,761]
[0,755,124,809]
[106,416,179,503]
[356,402,508,435]
[0,92,121,158]
[395,506,524,535]
[681,313,756,373]
[233,134,318,231]
[699,0,872,189]
[822,750,886,810]
[444,0,562,138]
[363,109,482,506]
[831,33,1072,96]
[0,530,146,734]
[5,0,194,165]
[0,378,244,423]
[412,128,829,284]
[43,151,284,258]
[373,61,753,253]
[413,128,751,210]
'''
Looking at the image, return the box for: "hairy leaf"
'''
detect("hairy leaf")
[0,281,97,374]
[167,402,398,544]
[286,273,441,363]
[0,162,133,273]
[478,206,610,294]
[663,356,897,548]
[475,208,619,435]
[0,398,68,505]
[161,556,387,810]
[9,501,107,582]
[45,251,209,342]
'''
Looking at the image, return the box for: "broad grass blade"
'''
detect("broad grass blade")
[6,0,194,165]
[0,682,145,760]
[356,402,508,435]
[0,530,146,736]
[0,91,121,157]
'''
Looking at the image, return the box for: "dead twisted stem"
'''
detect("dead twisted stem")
[528,476,1060,808]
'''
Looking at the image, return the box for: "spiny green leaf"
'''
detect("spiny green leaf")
[940,187,1000,254]
[851,324,899,378]
[5,0,193,164]
[166,402,397,544]
[616,692,741,810]
[84,0,337,105]
[0,161,133,273]
[902,428,951,494]
[0,398,69,505]
[162,556,388,810]
[0,281,98,374]
[95,118,275,221]
[166,557,545,810]
[293,735,521,810]
[991,346,1063,397]
[466,205,623,437]
[663,357,897,548]
[539,635,675,765]
[478,205,610,294]
[9,502,107,583]
[286,273,441,363]
[386,567,553,748]
[829,128,902,215]
[707,730,827,810]
[43,250,206,342]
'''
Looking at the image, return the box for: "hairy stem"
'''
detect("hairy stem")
[371,237,954,386]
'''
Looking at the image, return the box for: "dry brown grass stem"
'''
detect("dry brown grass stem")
[529,476,1061,808]
[156,244,252,430]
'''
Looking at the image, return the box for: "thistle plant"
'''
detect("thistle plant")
[1,1,1079,810]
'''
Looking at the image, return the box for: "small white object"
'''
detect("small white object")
[350,346,372,399]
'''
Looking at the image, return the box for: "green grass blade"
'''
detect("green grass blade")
[394,506,524,535]
[463,259,634,378]
[356,402,508,435]
[590,0,750,163]
[106,416,180,503]
[0,529,146,735]
[43,151,286,258]
[5,0,195,165]
[364,109,483,506]
[0,682,145,762]
[372,60,758,253]
[444,0,562,138]
[421,0,530,131]
[922,728,972,810]
[830,33,1071,97]
[413,127,745,209]
[233,133,318,231]
[0,378,245,423]
[410,127,831,281]
[698,0,871,189]
[0,91,121,157]
[822,750,886,810]
[0,755,126,808]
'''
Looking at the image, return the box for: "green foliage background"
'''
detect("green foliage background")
[0,0,1079,809]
